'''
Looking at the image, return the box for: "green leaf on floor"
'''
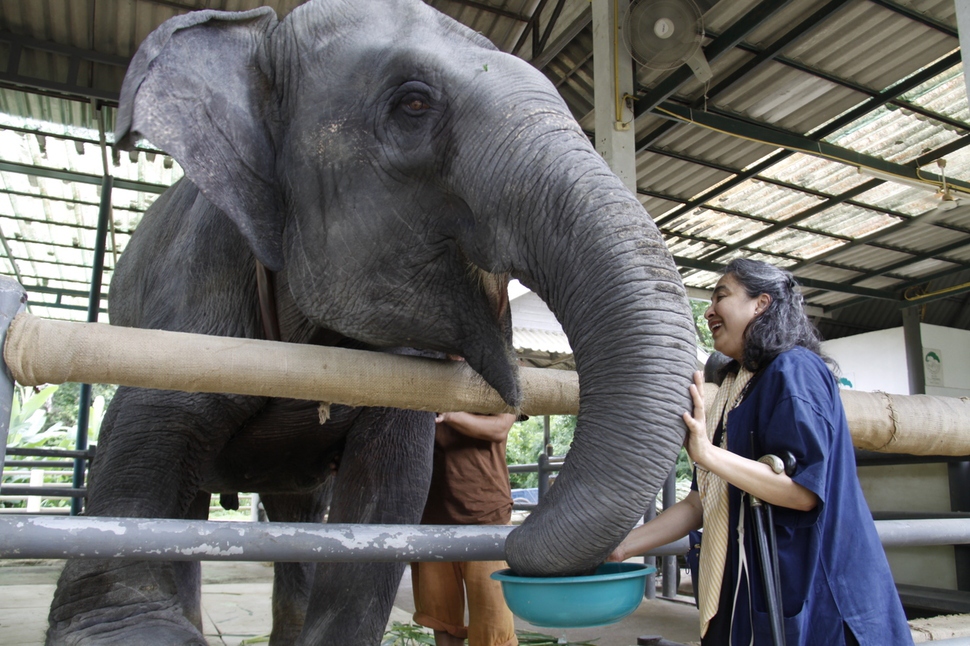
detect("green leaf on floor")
[382,621,437,645]
[516,631,600,645]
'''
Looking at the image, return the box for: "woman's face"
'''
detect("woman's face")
[705,273,769,363]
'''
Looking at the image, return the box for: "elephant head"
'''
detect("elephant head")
[114,0,696,576]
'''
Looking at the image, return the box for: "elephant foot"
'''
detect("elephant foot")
[47,609,208,646]
[48,560,208,646]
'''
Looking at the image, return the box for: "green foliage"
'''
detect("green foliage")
[47,382,117,441]
[7,384,60,447]
[382,622,436,645]
[506,415,576,488]
[6,383,114,450]
[4,383,116,510]
[675,447,693,482]
[691,297,714,354]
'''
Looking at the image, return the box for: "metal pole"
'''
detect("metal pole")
[661,467,678,598]
[537,415,551,502]
[643,498,657,599]
[0,277,28,484]
[950,461,970,590]
[72,174,111,515]
[537,451,550,501]
[901,305,925,396]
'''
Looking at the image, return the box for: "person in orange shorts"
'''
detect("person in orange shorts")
[411,409,519,646]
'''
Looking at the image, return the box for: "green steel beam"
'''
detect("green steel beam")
[824,263,970,313]
[0,188,147,216]
[644,146,911,220]
[643,181,970,280]
[654,102,970,195]
[869,0,958,37]
[443,0,529,22]
[531,6,591,71]
[785,135,970,275]
[651,51,963,228]
[0,161,168,194]
[673,255,900,301]
[0,31,128,106]
[24,284,108,302]
[723,40,970,134]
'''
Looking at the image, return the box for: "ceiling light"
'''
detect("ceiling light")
[857,167,939,193]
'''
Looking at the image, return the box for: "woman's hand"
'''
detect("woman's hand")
[682,371,712,466]
[607,539,630,563]
[604,493,705,563]
[680,372,820,512]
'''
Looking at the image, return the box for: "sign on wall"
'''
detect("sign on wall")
[924,348,944,388]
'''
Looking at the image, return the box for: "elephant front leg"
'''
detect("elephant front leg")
[47,387,263,646]
[298,407,434,646]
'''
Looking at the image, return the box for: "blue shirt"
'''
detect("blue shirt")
[701,347,912,645]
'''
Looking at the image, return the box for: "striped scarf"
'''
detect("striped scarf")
[695,366,755,637]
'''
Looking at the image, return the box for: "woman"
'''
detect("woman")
[610,258,912,645]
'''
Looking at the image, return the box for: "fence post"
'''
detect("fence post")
[661,467,678,598]
[26,468,44,512]
[72,174,112,516]
[537,451,550,501]
[0,278,28,485]
[643,500,657,600]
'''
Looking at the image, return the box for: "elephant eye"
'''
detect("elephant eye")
[402,96,431,114]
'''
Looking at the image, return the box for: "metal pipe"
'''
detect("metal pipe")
[1,517,964,562]
[876,519,970,547]
[0,517,511,562]
[0,515,690,561]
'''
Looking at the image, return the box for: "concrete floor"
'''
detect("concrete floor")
[1,558,968,645]
[0,559,700,646]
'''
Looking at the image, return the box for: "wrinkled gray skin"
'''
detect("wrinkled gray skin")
[46,1,696,644]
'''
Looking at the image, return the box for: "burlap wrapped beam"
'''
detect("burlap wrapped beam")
[5,313,970,455]
[3,313,578,416]
[701,383,970,457]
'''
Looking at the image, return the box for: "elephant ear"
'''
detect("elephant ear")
[115,7,284,271]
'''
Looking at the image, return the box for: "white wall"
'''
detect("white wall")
[821,324,970,397]
[822,327,909,394]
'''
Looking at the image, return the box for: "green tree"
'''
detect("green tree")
[691,297,714,354]
[47,382,117,437]
[506,415,576,488]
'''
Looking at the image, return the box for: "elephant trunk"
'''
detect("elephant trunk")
[457,105,697,575]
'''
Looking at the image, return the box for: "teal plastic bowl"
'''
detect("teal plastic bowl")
[491,562,655,628]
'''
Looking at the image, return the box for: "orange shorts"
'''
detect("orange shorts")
[411,559,518,646]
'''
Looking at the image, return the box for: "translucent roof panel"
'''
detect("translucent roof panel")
[0,117,181,323]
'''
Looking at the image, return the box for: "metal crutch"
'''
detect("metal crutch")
[749,453,796,646]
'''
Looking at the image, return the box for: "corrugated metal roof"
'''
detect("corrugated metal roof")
[0,0,968,341]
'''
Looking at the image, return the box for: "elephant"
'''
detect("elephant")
[45,0,696,644]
